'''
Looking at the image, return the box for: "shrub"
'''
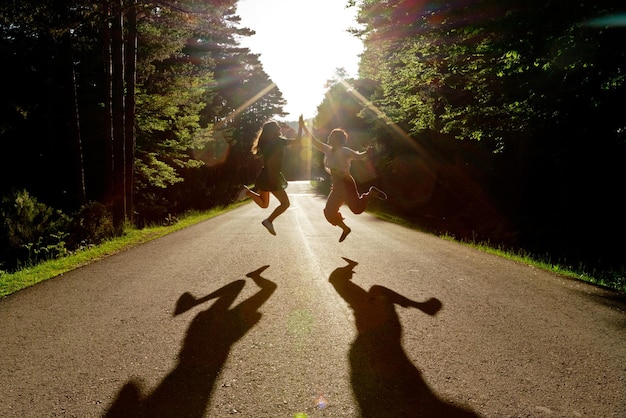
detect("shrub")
[67,201,115,250]
[0,189,70,270]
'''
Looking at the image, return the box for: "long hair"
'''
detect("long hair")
[251,120,281,155]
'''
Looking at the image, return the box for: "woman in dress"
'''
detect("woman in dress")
[245,117,303,235]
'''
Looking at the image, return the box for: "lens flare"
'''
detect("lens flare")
[338,78,436,179]
[315,393,328,409]
[582,13,626,27]
[219,82,278,128]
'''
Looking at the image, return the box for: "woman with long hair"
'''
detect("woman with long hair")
[245,117,303,235]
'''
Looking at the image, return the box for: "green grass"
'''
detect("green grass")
[0,202,248,298]
[2,200,623,298]
[456,238,625,292]
[369,210,625,293]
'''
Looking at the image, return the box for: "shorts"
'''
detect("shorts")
[255,168,287,192]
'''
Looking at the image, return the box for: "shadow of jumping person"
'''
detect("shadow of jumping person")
[105,265,276,418]
[329,258,478,417]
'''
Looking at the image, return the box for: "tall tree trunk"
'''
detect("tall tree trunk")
[102,0,115,211]
[124,0,137,224]
[70,62,87,204]
[64,32,87,205]
[57,0,87,206]
[111,0,126,234]
[54,0,86,204]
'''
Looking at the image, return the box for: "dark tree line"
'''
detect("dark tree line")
[0,0,285,270]
[1,0,624,287]
[313,0,625,282]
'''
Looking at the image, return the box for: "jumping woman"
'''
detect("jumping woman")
[301,119,387,242]
[245,117,303,235]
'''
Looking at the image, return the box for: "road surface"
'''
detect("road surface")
[1,182,624,417]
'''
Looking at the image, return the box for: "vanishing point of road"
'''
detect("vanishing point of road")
[1,182,624,417]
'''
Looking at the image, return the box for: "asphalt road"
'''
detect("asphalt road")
[1,182,624,417]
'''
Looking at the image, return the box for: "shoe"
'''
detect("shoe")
[262,219,276,236]
[339,227,351,242]
[369,186,387,200]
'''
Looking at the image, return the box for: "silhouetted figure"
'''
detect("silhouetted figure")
[245,118,303,236]
[105,266,276,417]
[301,120,387,242]
[329,258,477,417]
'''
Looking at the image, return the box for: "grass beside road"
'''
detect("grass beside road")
[1,200,624,298]
[0,203,247,298]
[370,211,625,293]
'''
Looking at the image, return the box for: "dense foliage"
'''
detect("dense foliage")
[0,0,285,270]
[1,0,624,286]
[320,0,625,278]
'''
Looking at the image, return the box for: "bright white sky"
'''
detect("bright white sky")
[236,0,363,121]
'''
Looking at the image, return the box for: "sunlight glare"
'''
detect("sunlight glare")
[237,0,363,120]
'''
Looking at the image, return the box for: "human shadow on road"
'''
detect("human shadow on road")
[105,265,276,417]
[329,258,477,417]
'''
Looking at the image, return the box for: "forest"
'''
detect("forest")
[0,0,624,288]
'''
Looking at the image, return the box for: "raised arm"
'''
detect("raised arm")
[349,146,374,161]
[284,115,304,146]
[294,115,303,143]
[299,115,327,152]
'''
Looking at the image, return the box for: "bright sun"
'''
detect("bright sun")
[237,0,363,120]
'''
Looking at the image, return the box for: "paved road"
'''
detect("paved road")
[1,182,624,417]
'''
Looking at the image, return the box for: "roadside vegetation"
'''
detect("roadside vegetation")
[1,2,624,298]
[0,202,247,298]
[370,210,625,293]
[2,199,623,299]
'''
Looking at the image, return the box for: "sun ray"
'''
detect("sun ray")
[194,82,277,166]
[216,82,277,129]
[338,79,422,154]
[338,80,507,229]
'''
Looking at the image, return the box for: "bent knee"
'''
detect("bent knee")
[324,208,342,226]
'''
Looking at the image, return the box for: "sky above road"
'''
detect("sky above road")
[236,0,364,121]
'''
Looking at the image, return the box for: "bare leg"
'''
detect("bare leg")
[246,187,270,208]
[345,175,368,215]
[260,189,289,236]
[325,175,352,242]
[337,220,351,242]
[324,181,346,226]
[267,189,290,222]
